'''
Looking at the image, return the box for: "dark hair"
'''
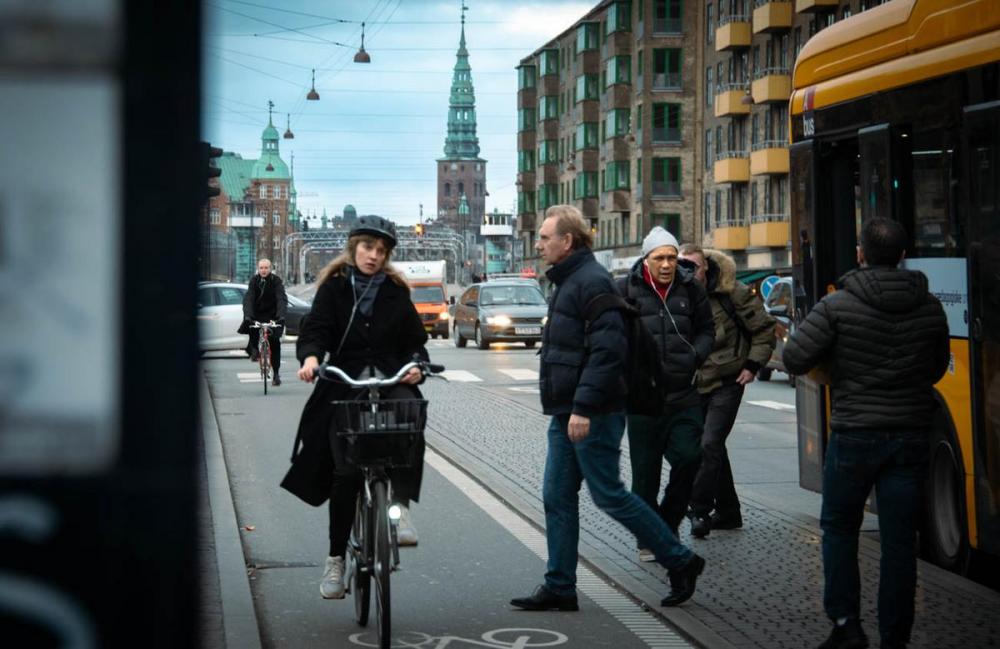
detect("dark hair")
[860,217,907,266]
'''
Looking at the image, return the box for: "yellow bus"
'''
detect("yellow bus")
[789,0,1000,573]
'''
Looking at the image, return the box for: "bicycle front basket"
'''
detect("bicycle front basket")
[330,399,427,468]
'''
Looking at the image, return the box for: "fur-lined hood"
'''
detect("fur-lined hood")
[704,248,737,295]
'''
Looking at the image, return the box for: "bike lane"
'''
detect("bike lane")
[202,358,695,649]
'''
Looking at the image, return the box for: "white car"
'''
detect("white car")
[198,282,248,352]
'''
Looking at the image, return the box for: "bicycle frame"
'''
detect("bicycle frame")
[251,321,278,394]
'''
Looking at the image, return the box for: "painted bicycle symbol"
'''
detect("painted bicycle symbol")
[348,627,569,648]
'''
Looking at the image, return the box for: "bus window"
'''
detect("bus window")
[859,124,894,222]
[906,129,964,258]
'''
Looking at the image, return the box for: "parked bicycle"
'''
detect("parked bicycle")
[316,358,445,649]
[251,321,280,394]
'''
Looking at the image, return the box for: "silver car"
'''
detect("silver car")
[198,282,248,352]
[453,281,548,349]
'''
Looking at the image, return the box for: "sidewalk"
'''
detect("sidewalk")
[420,380,1000,649]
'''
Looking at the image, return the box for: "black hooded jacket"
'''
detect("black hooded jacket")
[617,258,715,409]
[782,266,950,430]
[540,248,627,416]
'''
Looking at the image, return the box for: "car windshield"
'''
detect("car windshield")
[411,286,445,303]
[479,285,546,306]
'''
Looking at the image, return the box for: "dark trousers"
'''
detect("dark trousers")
[626,406,704,535]
[689,383,745,517]
[821,429,928,647]
[248,327,281,372]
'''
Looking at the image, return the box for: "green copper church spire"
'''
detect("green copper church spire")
[443,2,480,159]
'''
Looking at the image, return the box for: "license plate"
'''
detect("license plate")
[514,326,541,335]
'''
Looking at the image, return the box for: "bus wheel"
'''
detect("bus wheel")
[924,426,970,574]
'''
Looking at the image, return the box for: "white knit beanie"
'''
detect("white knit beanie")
[641,226,679,257]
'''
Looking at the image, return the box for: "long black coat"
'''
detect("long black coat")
[782,266,949,430]
[280,269,429,506]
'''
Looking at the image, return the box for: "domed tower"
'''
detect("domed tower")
[436,2,487,235]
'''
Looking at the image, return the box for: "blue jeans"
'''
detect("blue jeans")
[543,413,693,596]
[821,429,928,646]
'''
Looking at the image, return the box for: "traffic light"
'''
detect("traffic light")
[414,223,424,237]
[200,140,223,204]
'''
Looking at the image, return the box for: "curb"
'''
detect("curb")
[425,430,736,649]
[200,373,263,649]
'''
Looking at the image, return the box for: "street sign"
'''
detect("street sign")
[760,275,782,300]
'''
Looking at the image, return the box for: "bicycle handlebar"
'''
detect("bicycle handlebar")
[316,360,445,388]
[251,321,280,329]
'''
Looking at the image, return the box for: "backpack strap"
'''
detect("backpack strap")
[583,293,630,334]
[717,293,751,354]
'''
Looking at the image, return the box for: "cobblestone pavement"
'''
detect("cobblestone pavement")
[421,380,1000,649]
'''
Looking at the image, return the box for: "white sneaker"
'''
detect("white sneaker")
[638,548,656,563]
[320,556,346,599]
[397,506,418,547]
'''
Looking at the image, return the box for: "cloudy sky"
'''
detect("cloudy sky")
[203,0,592,225]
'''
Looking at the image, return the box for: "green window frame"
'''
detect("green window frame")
[636,157,642,184]
[652,157,681,197]
[603,161,630,191]
[537,140,558,165]
[653,49,682,89]
[576,22,599,53]
[539,49,559,76]
[517,150,535,173]
[538,95,559,120]
[605,108,631,139]
[605,1,632,35]
[575,74,599,102]
[606,56,631,87]
[574,172,598,199]
[517,65,536,90]
[518,191,536,214]
[652,103,681,142]
[654,0,684,34]
[651,213,681,235]
[517,108,536,132]
[575,122,599,150]
[537,184,559,210]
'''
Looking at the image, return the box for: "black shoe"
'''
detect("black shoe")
[710,511,743,530]
[690,515,711,539]
[272,373,281,387]
[250,350,259,362]
[818,619,869,649]
[660,554,705,607]
[510,585,578,611]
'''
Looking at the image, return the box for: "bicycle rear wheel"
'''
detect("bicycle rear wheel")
[350,495,371,626]
[372,480,391,649]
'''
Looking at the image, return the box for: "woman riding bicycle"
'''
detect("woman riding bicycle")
[280,215,430,600]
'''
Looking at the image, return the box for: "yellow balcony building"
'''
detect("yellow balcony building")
[715,86,751,117]
[714,152,750,183]
[750,217,790,247]
[716,16,751,51]
[751,70,791,104]
[753,1,793,33]
[750,143,790,175]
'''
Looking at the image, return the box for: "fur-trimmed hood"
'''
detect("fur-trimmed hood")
[704,248,737,295]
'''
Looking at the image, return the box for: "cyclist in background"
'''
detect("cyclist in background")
[281,216,429,600]
[242,258,288,386]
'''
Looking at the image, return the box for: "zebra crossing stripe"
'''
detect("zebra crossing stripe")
[439,370,482,382]
[497,368,539,381]
[425,449,695,649]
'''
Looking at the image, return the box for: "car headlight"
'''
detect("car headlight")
[486,315,511,326]
[438,312,450,320]
[541,316,548,326]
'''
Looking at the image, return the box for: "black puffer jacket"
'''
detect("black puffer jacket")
[617,258,715,409]
[540,248,627,416]
[782,266,950,430]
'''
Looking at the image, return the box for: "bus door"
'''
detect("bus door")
[964,101,1000,556]
[790,134,862,491]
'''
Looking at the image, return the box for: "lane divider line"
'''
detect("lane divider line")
[424,449,694,649]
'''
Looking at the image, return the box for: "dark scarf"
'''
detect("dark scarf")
[352,267,386,317]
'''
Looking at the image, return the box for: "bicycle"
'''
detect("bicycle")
[250,321,279,394]
[315,359,445,649]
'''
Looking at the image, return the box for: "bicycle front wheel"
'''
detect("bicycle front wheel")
[259,338,270,395]
[350,494,371,626]
[372,480,391,649]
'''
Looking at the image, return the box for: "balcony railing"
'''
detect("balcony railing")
[652,127,681,143]
[718,13,750,26]
[719,217,748,227]
[653,18,683,34]
[751,139,788,151]
[651,181,681,197]
[652,72,682,91]
[751,213,789,224]
[753,66,790,80]
[716,149,749,161]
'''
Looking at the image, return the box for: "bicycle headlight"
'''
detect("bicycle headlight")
[486,315,512,327]
[388,504,402,521]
